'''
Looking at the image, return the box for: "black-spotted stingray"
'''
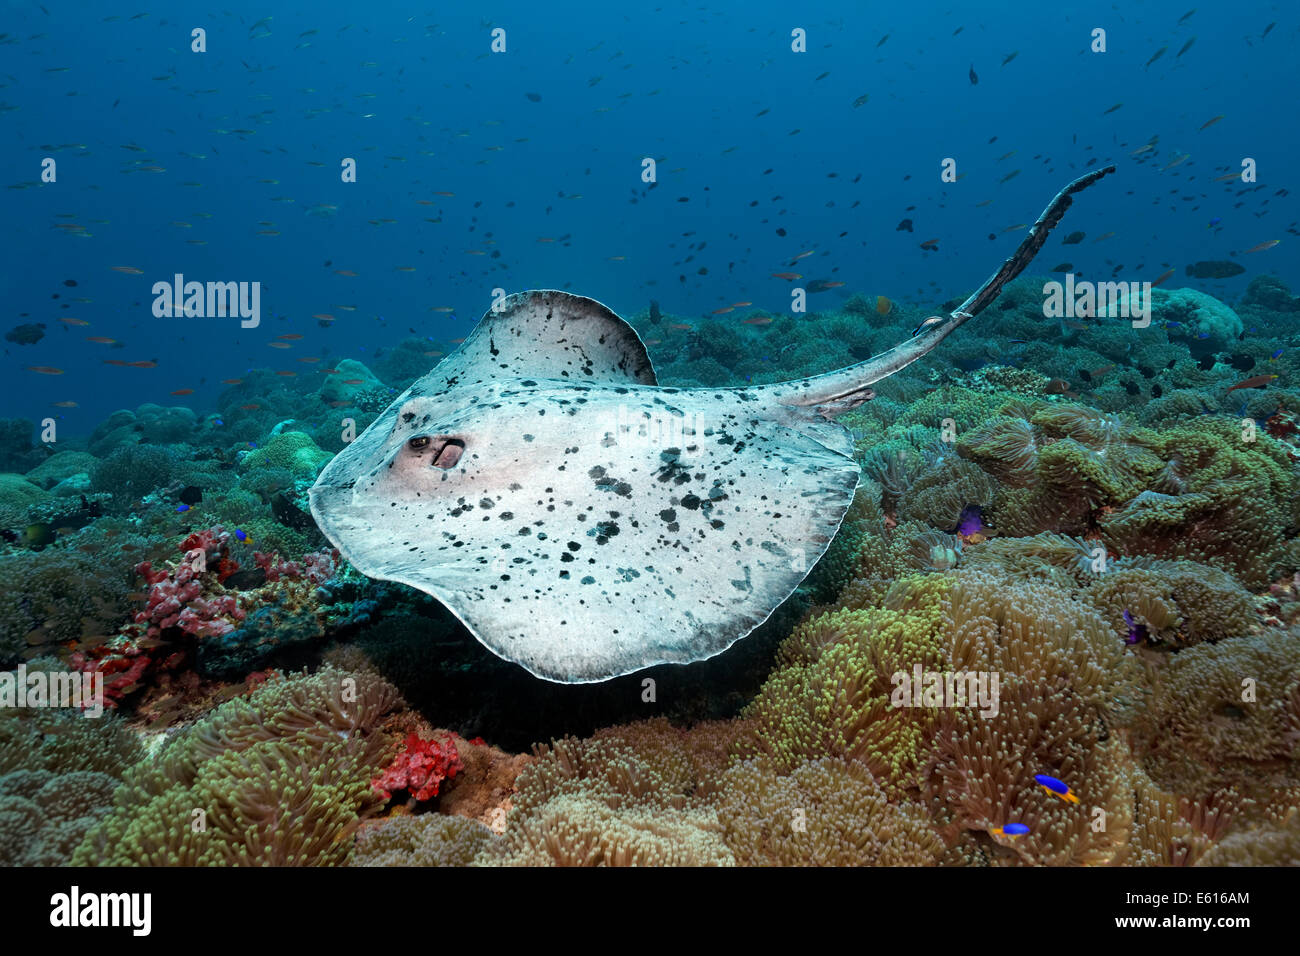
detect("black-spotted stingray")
[310,167,1114,682]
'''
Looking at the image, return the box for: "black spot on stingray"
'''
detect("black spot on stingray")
[561,552,575,563]
[681,493,702,510]
[499,511,514,520]
[402,412,415,422]
[581,575,596,585]
[479,498,495,509]
[589,466,607,479]
[710,519,725,529]
[589,520,619,544]
[659,508,677,523]
[520,379,537,386]
[567,541,582,551]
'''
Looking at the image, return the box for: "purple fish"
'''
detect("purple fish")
[1122,609,1148,645]
[952,504,984,537]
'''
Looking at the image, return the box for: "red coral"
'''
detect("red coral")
[371,733,463,802]
[133,527,246,639]
[253,548,339,584]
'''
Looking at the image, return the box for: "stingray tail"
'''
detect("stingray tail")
[771,166,1116,419]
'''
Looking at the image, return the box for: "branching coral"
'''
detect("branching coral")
[72,665,402,866]
[1127,629,1300,803]
[487,728,737,866]
[957,416,1039,486]
[1086,559,1256,647]
[0,769,121,866]
[350,814,498,866]
[1195,811,1300,866]
[921,688,1136,866]
[717,755,944,866]
[898,459,998,531]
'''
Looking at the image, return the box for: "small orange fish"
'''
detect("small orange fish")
[919,238,940,251]
[27,366,64,375]
[1199,114,1225,131]
[268,342,292,349]
[667,324,692,332]
[221,378,243,384]
[59,317,90,326]
[239,403,261,410]
[770,272,802,280]
[712,307,734,315]
[342,379,366,385]
[1152,268,1176,287]
[608,255,626,261]
[51,400,78,408]
[875,295,893,316]
[1092,231,1116,242]
[395,266,416,272]
[276,333,304,340]
[298,356,321,363]
[334,269,359,277]
[311,313,335,320]
[432,191,455,197]
[1243,239,1280,254]
[329,400,349,407]
[127,360,158,368]
[276,370,297,377]
[791,249,815,261]
[111,266,144,274]
[732,301,753,308]
[103,359,128,366]
[85,336,116,344]
[449,337,467,344]
[430,306,456,313]
[170,388,195,395]
[1226,374,1278,393]
[743,316,774,326]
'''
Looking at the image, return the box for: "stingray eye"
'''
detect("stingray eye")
[408,436,431,451]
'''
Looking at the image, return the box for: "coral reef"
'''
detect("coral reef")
[73,665,402,866]
[2,280,1298,870]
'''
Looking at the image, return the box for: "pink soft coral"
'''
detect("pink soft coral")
[371,733,463,802]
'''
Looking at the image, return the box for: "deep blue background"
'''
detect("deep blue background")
[2,0,1295,431]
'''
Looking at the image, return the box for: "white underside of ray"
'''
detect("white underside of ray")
[314,379,858,681]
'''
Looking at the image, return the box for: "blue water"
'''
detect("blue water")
[3,0,1295,429]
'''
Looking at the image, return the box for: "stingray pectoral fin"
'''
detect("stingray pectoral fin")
[431,289,657,389]
[437,432,859,683]
[313,390,861,683]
